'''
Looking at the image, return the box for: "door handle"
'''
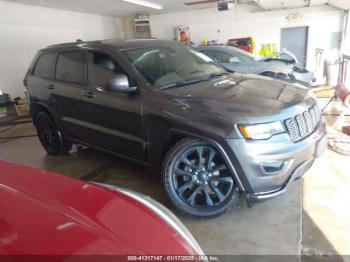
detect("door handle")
[47,84,55,90]
[83,91,96,99]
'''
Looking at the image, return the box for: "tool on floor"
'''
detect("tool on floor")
[323,57,350,156]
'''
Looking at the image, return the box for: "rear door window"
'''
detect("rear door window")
[33,53,56,79]
[56,51,84,84]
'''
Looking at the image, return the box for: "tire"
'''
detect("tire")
[162,138,240,218]
[35,112,72,155]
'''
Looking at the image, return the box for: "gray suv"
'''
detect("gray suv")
[25,39,327,218]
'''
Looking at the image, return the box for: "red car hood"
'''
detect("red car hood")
[0,160,198,255]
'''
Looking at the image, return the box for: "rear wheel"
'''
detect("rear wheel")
[35,112,72,155]
[162,138,240,218]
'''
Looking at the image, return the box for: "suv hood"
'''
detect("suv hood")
[263,49,298,65]
[164,73,313,122]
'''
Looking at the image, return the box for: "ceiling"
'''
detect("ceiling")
[4,0,350,17]
[4,0,223,17]
[256,0,350,10]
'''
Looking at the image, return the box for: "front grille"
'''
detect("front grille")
[284,104,321,142]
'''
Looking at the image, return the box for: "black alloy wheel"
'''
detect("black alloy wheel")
[163,138,240,218]
[35,112,72,155]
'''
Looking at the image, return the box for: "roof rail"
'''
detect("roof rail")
[47,40,102,48]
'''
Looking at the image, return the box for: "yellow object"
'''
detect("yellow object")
[314,85,335,98]
[251,36,256,54]
[238,126,251,140]
[259,43,278,57]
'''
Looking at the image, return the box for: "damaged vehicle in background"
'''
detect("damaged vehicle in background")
[197,45,315,85]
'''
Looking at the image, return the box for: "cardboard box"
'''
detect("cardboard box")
[14,103,29,117]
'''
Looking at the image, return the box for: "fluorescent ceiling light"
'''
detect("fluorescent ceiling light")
[121,0,163,9]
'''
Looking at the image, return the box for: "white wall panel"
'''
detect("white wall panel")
[0,1,124,98]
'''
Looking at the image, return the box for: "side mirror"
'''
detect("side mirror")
[105,74,137,93]
[229,57,241,63]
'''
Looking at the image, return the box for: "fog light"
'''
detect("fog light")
[261,161,287,174]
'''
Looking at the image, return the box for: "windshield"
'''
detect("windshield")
[125,44,227,89]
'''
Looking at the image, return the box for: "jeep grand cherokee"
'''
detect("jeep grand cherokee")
[25,39,327,217]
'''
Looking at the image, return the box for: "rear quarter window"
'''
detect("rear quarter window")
[33,53,56,79]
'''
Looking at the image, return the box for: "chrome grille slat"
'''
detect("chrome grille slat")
[315,104,321,122]
[309,107,317,128]
[285,118,299,141]
[296,114,308,136]
[284,104,321,142]
[303,111,312,132]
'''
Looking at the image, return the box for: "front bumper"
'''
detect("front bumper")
[246,158,314,205]
[225,121,327,200]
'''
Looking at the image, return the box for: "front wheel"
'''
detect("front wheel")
[162,138,240,218]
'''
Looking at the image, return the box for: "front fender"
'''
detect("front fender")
[158,128,250,192]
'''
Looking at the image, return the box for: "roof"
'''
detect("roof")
[45,38,177,51]
[197,45,258,60]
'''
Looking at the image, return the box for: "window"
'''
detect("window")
[88,52,127,88]
[212,51,235,64]
[201,50,218,62]
[33,53,56,79]
[56,51,84,83]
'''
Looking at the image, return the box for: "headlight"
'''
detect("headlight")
[239,121,285,140]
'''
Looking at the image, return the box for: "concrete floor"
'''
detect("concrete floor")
[0,100,349,261]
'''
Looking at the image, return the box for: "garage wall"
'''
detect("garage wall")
[147,5,344,72]
[0,1,124,98]
[123,16,136,39]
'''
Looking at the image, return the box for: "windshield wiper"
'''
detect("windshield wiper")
[160,78,210,90]
[160,82,187,90]
[203,72,229,80]
[160,72,229,90]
